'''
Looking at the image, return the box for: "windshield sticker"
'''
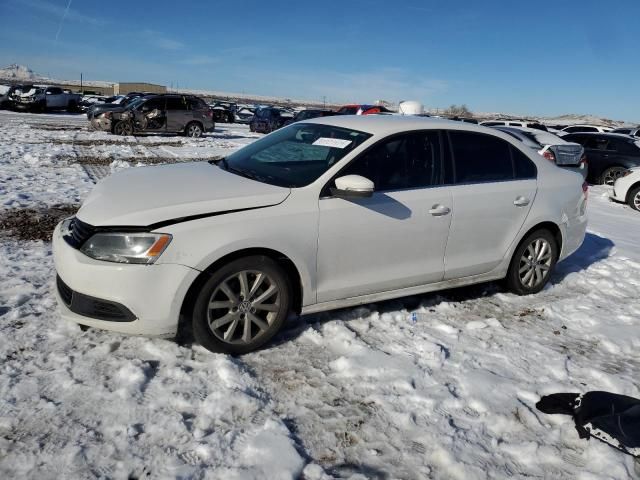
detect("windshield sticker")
[312,138,352,149]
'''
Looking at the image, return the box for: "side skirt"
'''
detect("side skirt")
[301,270,506,315]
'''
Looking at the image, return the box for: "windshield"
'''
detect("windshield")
[125,97,146,110]
[221,123,372,187]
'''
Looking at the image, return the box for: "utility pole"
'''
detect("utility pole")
[80,72,83,93]
[322,95,326,108]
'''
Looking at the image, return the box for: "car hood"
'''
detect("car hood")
[76,162,291,227]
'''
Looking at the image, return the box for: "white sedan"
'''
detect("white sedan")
[611,167,640,211]
[53,116,588,354]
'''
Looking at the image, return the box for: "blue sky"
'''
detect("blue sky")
[0,0,638,120]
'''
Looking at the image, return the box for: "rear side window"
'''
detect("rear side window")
[47,87,63,95]
[166,97,187,110]
[449,131,514,183]
[584,137,613,151]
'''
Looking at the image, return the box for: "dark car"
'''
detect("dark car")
[87,92,147,120]
[563,132,640,185]
[249,107,292,133]
[611,126,640,138]
[283,109,336,126]
[91,94,215,138]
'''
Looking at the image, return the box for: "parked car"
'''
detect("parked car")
[0,84,25,109]
[480,120,547,131]
[87,93,146,120]
[234,105,255,123]
[12,85,82,112]
[283,109,336,126]
[493,126,587,179]
[249,107,293,133]
[448,116,478,124]
[209,102,237,123]
[562,133,640,185]
[52,116,587,354]
[611,168,640,211]
[91,94,214,137]
[336,104,393,115]
[78,94,109,113]
[610,127,640,138]
[559,125,612,135]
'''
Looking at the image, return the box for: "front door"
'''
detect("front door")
[316,131,452,302]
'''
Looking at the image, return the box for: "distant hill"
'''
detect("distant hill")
[0,64,112,88]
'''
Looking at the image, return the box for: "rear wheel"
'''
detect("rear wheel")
[505,229,558,295]
[601,166,627,186]
[192,256,291,354]
[185,121,203,138]
[113,120,133,136]
[627,185,640,212]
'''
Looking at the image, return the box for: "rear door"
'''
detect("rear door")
[165,96,190,133]
[443,130,538,279]
[46,87,64,108]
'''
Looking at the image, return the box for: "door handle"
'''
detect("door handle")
[429,204,451,216]
[514,196,530,207]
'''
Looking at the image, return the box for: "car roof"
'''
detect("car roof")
[500,126,568,145]
[301,114,507,136]
[564,132,635,141]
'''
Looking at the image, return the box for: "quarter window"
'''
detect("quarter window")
[512,147,537,179]
[337,131,442,191]
[449,131,514,183]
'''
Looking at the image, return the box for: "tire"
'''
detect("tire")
[113,120,133,136]
[627,185,640,212]
[185,121,203,138]
[192,256,292,354]
[226,112,233,123]
[600,166,627,186]
[505,229,558,295]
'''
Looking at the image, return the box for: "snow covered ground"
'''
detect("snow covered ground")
[0,110,639,479]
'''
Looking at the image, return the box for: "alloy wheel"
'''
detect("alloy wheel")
[187,123,202,137]
[518,238,553,288]
[114,121,133,136]
[602,167,627,186]
[633,191,640,211]
[207,270,280,345]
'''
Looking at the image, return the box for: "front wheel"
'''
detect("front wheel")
[113,120,133,136]
[505,230,558,295]
[627,185,640,212]
[192,256,292,354]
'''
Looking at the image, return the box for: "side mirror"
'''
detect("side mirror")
[330,175,374,199]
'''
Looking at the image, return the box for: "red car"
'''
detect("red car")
[336,104,393,115]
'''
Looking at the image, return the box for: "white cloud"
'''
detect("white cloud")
[11,0,105,26]
[141,30,184,51]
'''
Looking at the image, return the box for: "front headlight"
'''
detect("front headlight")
[80,232,172,264]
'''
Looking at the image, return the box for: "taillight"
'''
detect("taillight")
[542,150,555,162]
[582,181,589,201]
[580,154,587,166]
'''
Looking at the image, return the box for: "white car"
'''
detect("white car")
[559,125,613,135]
[611,167,640,211]
[52,117,588,354]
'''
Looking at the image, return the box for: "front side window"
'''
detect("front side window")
[449,131,514,183]
[584,137,613,151]
[222,123,372,188]
[337,131,442,191]
[140,97,165,111]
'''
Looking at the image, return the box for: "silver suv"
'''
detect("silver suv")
[91,94,215,137]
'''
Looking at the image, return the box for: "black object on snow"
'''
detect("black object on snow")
[536,391,640,457]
